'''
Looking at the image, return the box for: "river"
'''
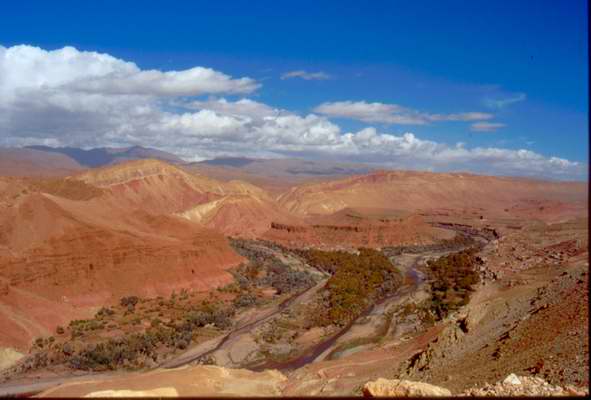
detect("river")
[0,228,486,396]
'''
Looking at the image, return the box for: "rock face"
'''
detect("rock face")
[363,378,452,397]
[263,209,453,249]
[37,365,288,397]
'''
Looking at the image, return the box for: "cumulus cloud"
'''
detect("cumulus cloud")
[314,101,493,125]
[0,45,584,180]
[0,45,259,100]
[186,98,279,119]
[471,121,506,132]
[484,92,526,109]
[280,70,332,80]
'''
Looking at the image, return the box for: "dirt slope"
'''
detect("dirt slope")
[0,174,243,350]
[74,159,272,216]
[178,194,300,238]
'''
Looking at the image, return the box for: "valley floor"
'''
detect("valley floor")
[0,216,588,397]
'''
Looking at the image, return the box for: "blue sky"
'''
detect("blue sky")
[0,0,588,179]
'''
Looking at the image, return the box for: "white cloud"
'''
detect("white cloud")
[484,92,526,109]
[0,45,584,180]
[0,45,259,100]
[281,70,332,80]
[471,121,506,132]
[314,101,494,125]
[186,98,279,119]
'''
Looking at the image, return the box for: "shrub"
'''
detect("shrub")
[232,292,257,308]
[95,307,115,319]
[120,296,139,308]
[62,341,75,356]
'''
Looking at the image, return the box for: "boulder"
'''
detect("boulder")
[0,347,24,371]
[503,373,521,385]
[363,378,452,397]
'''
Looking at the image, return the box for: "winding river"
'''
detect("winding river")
[0,227,487,396]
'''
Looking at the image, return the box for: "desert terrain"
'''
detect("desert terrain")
[0,154,587,397]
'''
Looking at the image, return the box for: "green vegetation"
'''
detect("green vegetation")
[425,248,480,320]
[301,248,402,326]
[65,301,236,370]
[13,290,241,373]
[229,239,316,294]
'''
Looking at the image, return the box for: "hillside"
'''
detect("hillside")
[278,170,588,222]
[0,148,85,177]
[178,193,299,238]
[0,173,243,350]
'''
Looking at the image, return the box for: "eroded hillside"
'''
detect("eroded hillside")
[0,161,588,397]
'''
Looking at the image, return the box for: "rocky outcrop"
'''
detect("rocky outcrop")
[0,347,24,371]
[431,222,499,241]
[363,378,452,397]
[265,213,448,249]
[270,222,307,233]
[363,375,589,397]
[461,374,589,397]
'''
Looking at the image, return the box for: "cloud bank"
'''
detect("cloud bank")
[0,45,585,180]
[314,101,494,125]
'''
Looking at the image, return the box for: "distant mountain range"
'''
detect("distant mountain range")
[197,157,375,177]
[25,145,183,167]
[0,146,378,184]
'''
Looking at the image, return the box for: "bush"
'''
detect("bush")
[120,296,139,308]
[233,292,257,308]
[95,307,115,319]
[56,326,65,335]
[68,332,159,371]
[175,339,188,350]
[62,341,75,356]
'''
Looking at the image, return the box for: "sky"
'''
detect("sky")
[0,0,588,180]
